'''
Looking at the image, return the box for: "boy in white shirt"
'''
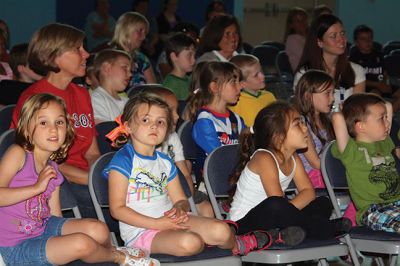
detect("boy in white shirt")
[91,49,132,124]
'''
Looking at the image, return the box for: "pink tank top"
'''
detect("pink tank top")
[0,152,64,247]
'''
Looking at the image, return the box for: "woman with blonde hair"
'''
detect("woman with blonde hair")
[111,12,156,89]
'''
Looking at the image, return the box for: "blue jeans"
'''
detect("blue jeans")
[0,216,67,265]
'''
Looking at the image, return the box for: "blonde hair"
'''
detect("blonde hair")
[93,49,132,81]
[15,93,75,163]
[28,23,85,75]
[112,12,149,52]
[229,54,259,80]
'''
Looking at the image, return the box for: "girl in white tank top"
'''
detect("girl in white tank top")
[229,102,351,240]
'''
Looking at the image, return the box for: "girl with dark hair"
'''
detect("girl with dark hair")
[229,101,352,240]
[294,14,365,104]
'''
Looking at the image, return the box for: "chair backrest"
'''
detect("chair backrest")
[0,104,15,136]
[88,152,120,245]
[60,181,82,218]
[384,54,400,76]
[0,128,15,159]
[261,41,285,51]
[275,51,293,83]
[89,152,199,246]
[242,42,254,54]
[203,144,240,219]
[252,45,280,68]
[96,121,118,154]
[320,141,349,217]
[177,120,197,160]
[383,42,400,55]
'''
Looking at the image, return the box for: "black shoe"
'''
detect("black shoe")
[333,217,352,237]
[268,226,306,246]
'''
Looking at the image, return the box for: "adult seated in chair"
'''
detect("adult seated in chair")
[11,24,100,218]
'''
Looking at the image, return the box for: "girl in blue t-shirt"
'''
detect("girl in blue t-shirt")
[106,91,288,257]
[185,61,246,176]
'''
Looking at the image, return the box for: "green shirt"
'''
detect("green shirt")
[332,137,400,224]
[162,74,190,101]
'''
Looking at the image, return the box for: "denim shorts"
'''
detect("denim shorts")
[0,216,68,266]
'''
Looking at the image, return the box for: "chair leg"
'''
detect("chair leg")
[389,254,398,266]
[317,258,328,266]
[374,256,385,266]
[343,234,361,266]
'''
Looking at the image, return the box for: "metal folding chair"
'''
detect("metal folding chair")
[88,152,241,266]
[321,141,400,266]
[203,144,349,265]
[0,104,15,136]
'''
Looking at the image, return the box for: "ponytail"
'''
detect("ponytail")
[228,127,255,201]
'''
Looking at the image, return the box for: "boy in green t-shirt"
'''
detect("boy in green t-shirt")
[162,33,196,101]
[331,93,400,232]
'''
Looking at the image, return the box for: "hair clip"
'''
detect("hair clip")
[106,115,129,147]
[249,126,254,134]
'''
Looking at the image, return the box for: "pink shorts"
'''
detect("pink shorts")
[128,229,160,254]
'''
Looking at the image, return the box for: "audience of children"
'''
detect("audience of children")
[284,7,309,72]
[229,54,276,127]
[104,92,274,256]
[294,70,335,188]
[162,33,196,101]
[186,61,245,179]
[10,23,101,218]
[0,93,157,266]
[294,14,366,104]
[229,101,352,240]
[110,12,157,88]
[91,49,132,124]
[197,14,242,63]
[332,93,400,231]
[0,43,43,106]
[3,4,400,264]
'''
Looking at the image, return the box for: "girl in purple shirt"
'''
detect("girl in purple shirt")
[0,93,157,266]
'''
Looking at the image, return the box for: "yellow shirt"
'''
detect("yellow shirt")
[229,90,276,126]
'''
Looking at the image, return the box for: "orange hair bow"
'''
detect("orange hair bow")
[106,115,129,147]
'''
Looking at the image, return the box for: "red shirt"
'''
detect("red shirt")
[11,79,96,170]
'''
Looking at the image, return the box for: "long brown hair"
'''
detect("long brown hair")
[229,102,297,197]
[297,14,355,89]
[294,70,335,145]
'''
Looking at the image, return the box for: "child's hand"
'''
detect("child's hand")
[35,165,56,193]
[156,210,189,230]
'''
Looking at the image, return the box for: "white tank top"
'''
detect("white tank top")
[229,149,296,221]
